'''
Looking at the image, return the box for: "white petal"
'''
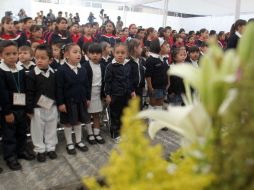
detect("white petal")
[218,89,238,115]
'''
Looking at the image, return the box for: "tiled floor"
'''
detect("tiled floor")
[0,126,180,190]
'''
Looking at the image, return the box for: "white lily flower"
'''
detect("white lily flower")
[138,102,212,145]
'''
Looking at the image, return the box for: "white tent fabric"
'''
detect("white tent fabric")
[142,0,254,16]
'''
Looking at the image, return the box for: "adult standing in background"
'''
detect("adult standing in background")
[74,13,80,24]
[88,12,96,24]
[116,16,123,33]
[18,9,27,20]
[47,9,56,21]
[67,13,73,26]
[99,9,104,24]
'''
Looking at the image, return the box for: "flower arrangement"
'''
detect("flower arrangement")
[83,23,254,190]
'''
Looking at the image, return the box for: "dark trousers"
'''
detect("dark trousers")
[1,110,27,160]
[109,95,130,138]
[135,87,143,110]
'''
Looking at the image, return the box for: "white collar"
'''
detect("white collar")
[84,55,89,61]
[131,56,140,64]
[102,56,110,62]
[66,61,81,69]
[190,58,198,63]
[17,61,35,69]
[160,54,169,62]
[0,34,21,41]
[34,66,54,75]
[54,58,60,63]
[112,58,129,65]
[149,52,160,58]
[235,31,242,38]
[0,61,23,73]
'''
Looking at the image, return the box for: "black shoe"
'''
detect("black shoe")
[75,142,89,152]
[6,158,22,171]
[47,151,57,160]
[94,134,105,144]
[66,144,76,155]
[17,151,35,161]
[37,152,46,162]
[87,135,96,145]
[0,167,3,173]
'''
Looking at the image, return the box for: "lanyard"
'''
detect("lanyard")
[11,70,20,93]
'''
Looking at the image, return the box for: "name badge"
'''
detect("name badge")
[13,93,26,106]
[37,95,54,110]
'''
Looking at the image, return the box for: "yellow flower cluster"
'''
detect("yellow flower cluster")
[84,98,213,190]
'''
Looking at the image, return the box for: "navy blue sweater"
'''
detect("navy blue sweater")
[104,61,134,96]
[0,63,26,115]
[99,35,121,47]
[56,63,90,105]
[83,61,106,100]
[26,67,56,113]
[145,55,169,90]
[50,31,72,45]
[128,57,146,90]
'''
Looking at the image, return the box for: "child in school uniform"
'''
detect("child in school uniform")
[84,43,106,144]
[78,23,95,50]
[168,48,188,106]
[22,17,33,40]
[17,46,35,74]
[104,43,136,143]
[26,44,58,162]
[56,43,90,155]
[127,38,145,108]
[0,16,27,47]
[28,25,46,45]
[99,20,121,47]
[70,23,81,44]
[186,45,200,68]
[49,17,72,46]
[0,40,34,171]
[0,77,4,173]
[51,42,64,71]
[100,41,112,67]
[145,38,170,112]
[80,42,91,66]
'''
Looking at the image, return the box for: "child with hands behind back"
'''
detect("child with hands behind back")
[104,43,136,143]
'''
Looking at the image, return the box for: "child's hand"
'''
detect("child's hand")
[86,100,90,107]
[148,87,154,94]
[27,113,33,119]
[5,113,14,124]
[58,104,67,113]
[106,95,111,105]
[131,91,136,98]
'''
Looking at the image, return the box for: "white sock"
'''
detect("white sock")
[64,126,73,145]
[93,128,100,135]
[74,124,82,143]
[86,123,93,135]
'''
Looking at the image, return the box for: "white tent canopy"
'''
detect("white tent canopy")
[140,0,254,16]
[0,0,253,31]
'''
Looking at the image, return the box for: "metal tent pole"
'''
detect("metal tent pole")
[235,0,241,20]
[162,0,169,27]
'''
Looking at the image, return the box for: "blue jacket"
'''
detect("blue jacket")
[0,63,26,115]
[104,60,134,96]
[56,62,90,105]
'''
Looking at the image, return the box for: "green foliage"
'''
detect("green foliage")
[84,98,213,190]
[215,23,254,190]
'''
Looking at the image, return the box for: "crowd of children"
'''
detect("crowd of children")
[0,10,253,173]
